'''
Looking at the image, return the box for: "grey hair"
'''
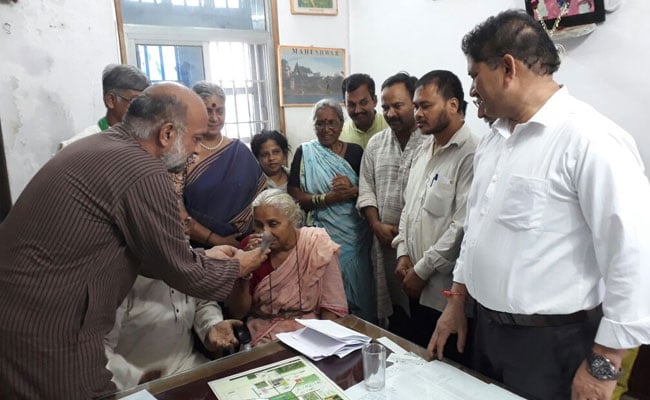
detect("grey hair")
[192,81,226,101]
[311,98,344,123]
[252,189,303,225]
[102,64,151,95]
[123,90,188,140]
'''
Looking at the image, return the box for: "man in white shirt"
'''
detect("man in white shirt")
[392,70,477,361]
[58,64,150,150]
[104,276,242,390]
[357,72,424,330]
[429,10,650,400]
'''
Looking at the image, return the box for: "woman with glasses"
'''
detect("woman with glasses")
[287,98,376,323]
[182,81,266,248]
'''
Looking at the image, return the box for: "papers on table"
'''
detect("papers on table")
[119,390,158,400]
[345,359,525,400]
[276,318,371,361]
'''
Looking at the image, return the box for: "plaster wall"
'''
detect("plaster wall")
[0,0,120,200]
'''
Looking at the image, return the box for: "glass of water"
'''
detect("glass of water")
[362,342,386,391]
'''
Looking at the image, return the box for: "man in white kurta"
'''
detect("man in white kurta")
[357,72,424,325]
[104,276,240,390]
[393,71,477,356]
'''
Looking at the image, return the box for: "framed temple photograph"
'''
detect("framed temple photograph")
[278,45,346,107]
[525,0,605,29]
[290,0,338,16]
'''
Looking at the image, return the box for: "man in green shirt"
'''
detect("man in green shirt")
[340,73,388,149]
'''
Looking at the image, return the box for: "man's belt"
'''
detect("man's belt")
[479,303,602,327]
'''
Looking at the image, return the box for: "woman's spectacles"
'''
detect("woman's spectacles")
[314,120,341,130]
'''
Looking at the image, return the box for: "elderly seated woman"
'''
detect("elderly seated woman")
[227,189,348,345]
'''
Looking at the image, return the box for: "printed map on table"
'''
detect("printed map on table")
[208,356,350,400]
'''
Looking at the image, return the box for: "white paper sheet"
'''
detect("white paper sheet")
[119,390,158,400]
[345,359,524,400]
[276,319,371,361]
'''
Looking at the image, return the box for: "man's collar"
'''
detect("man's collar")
[98,117,110,131]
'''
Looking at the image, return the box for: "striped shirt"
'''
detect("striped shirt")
[357,127,424,318]
[0,125,239,399]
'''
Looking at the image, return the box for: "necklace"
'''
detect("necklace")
[533,0,571,38]
[199,134,225,151]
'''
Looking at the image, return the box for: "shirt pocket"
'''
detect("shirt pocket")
[496,175,548,231]
[423,181,455,217]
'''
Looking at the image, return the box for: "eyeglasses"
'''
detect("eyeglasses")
[314,120,341,130]
[114,93,138,103]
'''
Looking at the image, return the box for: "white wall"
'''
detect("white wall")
[349,0,650,177]
[275,0,349,156]
[0,0,120,201]
[2,0,648,201]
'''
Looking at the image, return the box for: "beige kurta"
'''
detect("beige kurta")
[357,127,425,319]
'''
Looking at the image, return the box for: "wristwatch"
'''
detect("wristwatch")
[586,352,622,380]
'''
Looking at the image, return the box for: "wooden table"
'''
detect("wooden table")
[107,315,430,399]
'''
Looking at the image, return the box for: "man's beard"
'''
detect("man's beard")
[425,110,450,136]
[161,134,190,173]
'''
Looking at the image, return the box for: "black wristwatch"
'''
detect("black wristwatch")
[586,352,622,380]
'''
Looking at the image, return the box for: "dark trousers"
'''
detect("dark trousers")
[473,304,600,400]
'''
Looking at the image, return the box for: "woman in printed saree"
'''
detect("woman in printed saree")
[183,81,266,248]
[227,189,348,345]
[287,99,376,323]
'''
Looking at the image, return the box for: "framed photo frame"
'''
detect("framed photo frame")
[278,45,346,107]
[290,0,338,16]
[525,0,605,29]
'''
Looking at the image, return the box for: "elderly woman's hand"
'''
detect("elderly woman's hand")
[329,174,358,201]
[243,233,263,251]
[331,173,352,191]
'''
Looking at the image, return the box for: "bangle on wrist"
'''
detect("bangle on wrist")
[204,231,214,247]
[311,193,327,208]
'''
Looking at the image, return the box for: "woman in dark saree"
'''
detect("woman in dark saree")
[183,81,265,248]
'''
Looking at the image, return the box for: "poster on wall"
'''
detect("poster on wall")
[525,0,605,29]
[290,0,338,16]
[278,45,346,107]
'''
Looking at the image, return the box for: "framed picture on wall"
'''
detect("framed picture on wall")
[278,45,346,107]
[290,0,338,16]
[525,0,605,29]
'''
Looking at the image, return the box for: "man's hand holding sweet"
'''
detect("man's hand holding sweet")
[205,245,238,259]
[235,248,270,277]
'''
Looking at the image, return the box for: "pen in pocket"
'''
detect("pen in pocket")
[429,173,438,186]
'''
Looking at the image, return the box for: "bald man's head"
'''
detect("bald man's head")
[123,82,209,172]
